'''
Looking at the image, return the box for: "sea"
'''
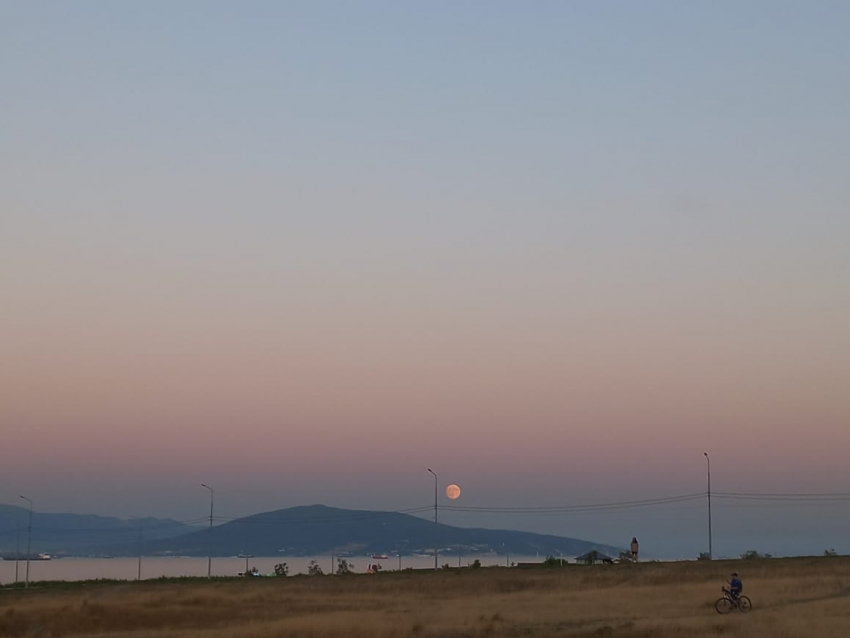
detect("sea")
[0,554,537,584]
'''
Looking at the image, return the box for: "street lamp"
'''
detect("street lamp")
[19,495,32,588]
[427,469,438,570]
[15,514,20,583]
[201,484,214,578]
[137,522,143,581]
[703,452,712,560]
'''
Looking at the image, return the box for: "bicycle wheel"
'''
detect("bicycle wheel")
[715,597,734,614]
[738,596,752,613]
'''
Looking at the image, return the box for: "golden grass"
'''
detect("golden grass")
[2,557,850,637]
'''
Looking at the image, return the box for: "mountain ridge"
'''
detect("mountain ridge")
[0,504,197,556]
[129,504,623,558]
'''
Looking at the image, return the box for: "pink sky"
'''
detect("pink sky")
[4,217,848,511]
[2,2,849,557]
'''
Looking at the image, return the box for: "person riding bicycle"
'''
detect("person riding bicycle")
[726,572,743,600]
[715,573,752,614]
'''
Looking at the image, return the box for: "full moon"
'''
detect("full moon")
[446,484,461,500]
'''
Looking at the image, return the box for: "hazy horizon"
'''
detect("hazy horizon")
[2,1,848,560]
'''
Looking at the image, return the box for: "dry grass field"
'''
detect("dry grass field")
[2,557,849,638]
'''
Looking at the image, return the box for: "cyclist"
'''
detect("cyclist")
[726,572,743,600]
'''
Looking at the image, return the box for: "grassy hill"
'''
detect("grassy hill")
[2,555,849,637]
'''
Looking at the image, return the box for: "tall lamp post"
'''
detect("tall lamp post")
[427,469,438,570]
[703,452,712,560]
[19,495,33,588]
[201,484,214,578]
[137,522,143,581]
[15,513,20,583]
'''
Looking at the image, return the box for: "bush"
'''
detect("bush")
[741,550,772,560]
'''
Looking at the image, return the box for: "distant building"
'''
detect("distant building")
[575,550,614,565]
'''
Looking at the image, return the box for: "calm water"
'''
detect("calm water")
[0,554,534,584]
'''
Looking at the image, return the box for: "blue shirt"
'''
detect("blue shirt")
[730,578,743,591]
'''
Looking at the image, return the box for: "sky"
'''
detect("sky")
[1,1,849,558]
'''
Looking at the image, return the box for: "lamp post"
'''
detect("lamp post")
[19,495,33,588]
[201,484,214,578]
[703,452,712,560]
[427,469,438,570]
[15,514,20,583]
[137,522,143,581]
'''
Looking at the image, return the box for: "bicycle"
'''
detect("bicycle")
[715,587,752,614]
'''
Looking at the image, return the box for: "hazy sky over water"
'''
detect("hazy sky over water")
[2,1,849,557]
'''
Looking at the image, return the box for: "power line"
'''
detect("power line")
[441,493,705,514]
[2,490,848,537]
[715,492,850,502]
[0,517,208,537]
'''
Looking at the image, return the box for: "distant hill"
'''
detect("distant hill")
[0,504,197,556]
[130,505,622,558]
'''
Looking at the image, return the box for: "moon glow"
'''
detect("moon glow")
[446,484,461,500]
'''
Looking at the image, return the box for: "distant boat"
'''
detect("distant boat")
[370,554,389,560]
[1,553,51,561]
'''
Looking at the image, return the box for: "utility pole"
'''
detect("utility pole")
[704,452,713,560]
[427,469,438,570]
[201,484,214,578]
[137,522,143,581]
[15,514,20,583]
[19,496,33,588]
